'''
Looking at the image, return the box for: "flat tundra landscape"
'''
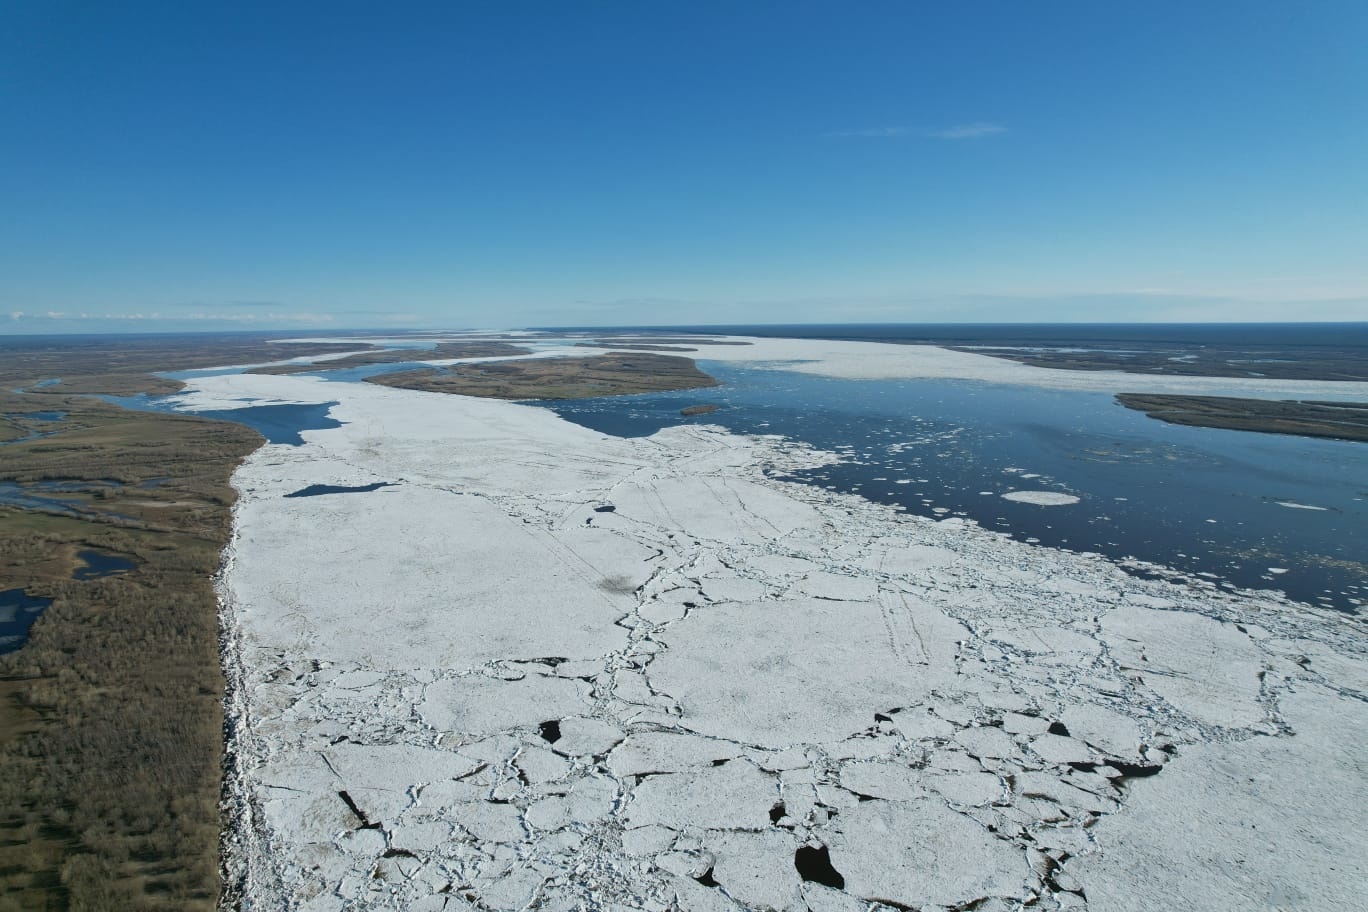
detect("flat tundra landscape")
[183,341,1368,912]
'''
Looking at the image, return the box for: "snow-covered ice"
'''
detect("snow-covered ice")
[199,347,1368,912]
[1000,491,1081,506]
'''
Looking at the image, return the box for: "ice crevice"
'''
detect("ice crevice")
[203,373,1368,912]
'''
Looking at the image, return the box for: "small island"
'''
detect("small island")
[366,352,718,399]
[680,404,721,416]
[1116,394,1368,442]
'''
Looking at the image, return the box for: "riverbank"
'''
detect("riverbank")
[0,387,260,910]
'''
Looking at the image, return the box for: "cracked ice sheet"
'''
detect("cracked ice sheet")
[208,371,1368,912]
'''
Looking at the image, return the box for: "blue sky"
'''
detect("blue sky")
[2,1,1365,332]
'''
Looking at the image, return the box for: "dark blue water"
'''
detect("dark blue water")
[192,403,341,445]
[285,482,395,497]
[100,394,342,445]
[0,588,54,654]
[4,411,66,422]
[536,363,1367,613]
[72,549,137,580]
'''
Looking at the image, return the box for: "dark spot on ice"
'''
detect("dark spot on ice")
[1047,721,1071,737]
[594,505,616,513]
[694,867,719,887]
[794,845,845,889]
[769,802,786,823]
[1110,760,1164,779]
[1068,762,1097,773]
[285,482,394,498]
[874,712,893,723]
[539,720,562,743]
[338,790,380,829]
[710,758,729,767]
[682,601,697,608]
[382,847,418,859]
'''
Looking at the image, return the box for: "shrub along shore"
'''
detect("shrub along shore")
[0,338,323,910]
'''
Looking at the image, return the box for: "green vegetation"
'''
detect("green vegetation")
[1115,394,1368,442]
[0,345,268,910]
[366,351,719,399]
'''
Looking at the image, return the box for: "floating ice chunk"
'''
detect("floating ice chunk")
[927,771,1005,807]
[840,761,928,802]
[1102,606,1264,729]
[650,598,932,747]
[625,760,776,830]
[705,830,803,911]
[548,716,624,758]
[830,799,1027,907]
[1060,703,1145,760]
[1001,490,1081,506]
[418,673,589,735]
[608,732,745,777]
[1273,500,1328,511]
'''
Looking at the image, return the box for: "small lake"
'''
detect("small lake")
[73,549,137,580]
[0,588,54,654]
[536,363,1368,613]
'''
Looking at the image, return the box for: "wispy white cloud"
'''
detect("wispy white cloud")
[825,122,1007,140]
[7,310,337,324]
[926,122,1007,140]
[823,126,912,138]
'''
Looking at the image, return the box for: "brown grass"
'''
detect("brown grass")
[0,350,265,910]
[365,351,718,399]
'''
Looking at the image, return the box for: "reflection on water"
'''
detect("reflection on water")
[0,588,54,654]
[73,549,138,580]
[537,363,1367,613]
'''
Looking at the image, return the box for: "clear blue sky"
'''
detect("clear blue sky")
[3,1,1365,332]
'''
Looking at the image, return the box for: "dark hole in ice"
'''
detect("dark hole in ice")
[539,720,562,743]
[710,758,729,767]
[382,847,418,859]
[594,505,616,513]
[1068,761,1097,773]
[694,867,719,887]
[338,790,379,829]
[794,845,845,889]
[874,712,893,723]
[1110,760,1163,779]
[769,802,786,823]
[284,482,394,498]
[1047,721,1070,737]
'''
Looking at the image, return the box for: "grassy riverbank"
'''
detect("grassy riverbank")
[0,347,265,910]
[1116,393,1368,442]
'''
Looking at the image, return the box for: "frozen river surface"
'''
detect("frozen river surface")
[171,341,1368,912]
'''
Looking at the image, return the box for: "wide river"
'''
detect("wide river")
[537,361,1367,613]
